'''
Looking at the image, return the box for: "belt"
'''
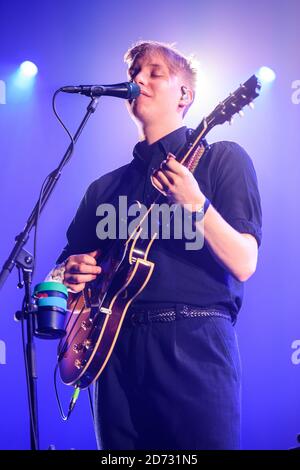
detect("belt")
[124,304,232,326]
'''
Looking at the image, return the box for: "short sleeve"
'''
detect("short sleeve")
[211,141,262,246]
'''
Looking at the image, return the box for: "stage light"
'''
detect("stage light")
[9,60,38,102]
[19,61,38,78]
[257,66,276,83]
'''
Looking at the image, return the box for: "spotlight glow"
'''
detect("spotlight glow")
[10,60,38,101]
[19,61,38,78]
[257,66,276,83]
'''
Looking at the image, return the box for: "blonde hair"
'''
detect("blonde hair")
[124,40,198,116]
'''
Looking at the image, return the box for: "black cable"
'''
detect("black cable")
[87,386,94,422]
[54,363,95,424]
[33,89,77,422]
[54,363,81,421]
[51,89,75,167]
[32,172,51,278]
[32,89,75,280]
[53,363,68,421]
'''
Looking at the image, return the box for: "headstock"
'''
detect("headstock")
[206,75,261,128]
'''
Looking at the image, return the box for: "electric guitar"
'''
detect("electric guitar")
[58,75,261,389]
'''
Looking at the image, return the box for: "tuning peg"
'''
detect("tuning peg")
[238,110,244,117]
[248,102,255,109]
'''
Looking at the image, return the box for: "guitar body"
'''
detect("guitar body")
[58,231,155,389]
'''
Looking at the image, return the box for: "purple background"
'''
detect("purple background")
[0,0,299,450]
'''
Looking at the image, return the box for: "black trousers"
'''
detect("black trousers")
[94,304,241,450]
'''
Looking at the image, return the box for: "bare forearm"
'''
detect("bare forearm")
[45,262,66,283]
[196,202,258,282]
[151,152,259,281]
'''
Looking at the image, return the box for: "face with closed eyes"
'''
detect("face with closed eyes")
[127,52,186,126]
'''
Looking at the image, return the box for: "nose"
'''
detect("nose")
[134,70,147,86]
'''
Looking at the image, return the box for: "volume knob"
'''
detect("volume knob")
[83,339,92,350]
[72,343,83,354]
[74,359,84,370]
[81,319,93,330]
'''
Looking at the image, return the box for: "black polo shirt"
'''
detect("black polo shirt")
[56,126,262,321]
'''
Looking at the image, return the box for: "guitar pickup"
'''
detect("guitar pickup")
[99,307,112,315]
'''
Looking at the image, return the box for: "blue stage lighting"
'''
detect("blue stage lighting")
[9,60,38,101]
[19,61,38,78]
[257,66,276,83]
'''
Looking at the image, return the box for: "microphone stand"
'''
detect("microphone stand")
[0,95,100,450]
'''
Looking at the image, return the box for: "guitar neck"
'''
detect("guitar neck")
[175,119,210,174]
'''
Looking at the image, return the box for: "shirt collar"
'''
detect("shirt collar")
[133,126,188,164]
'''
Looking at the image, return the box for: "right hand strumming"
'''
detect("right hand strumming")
[63,249,102,293]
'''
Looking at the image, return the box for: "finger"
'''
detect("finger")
[159,158,179,175]
[64,273,99,284]
[67,254,97,266]
[88,249,101,259]
[68,264,102,275]
[64,282,86,294]
[151,177,165,191]
[150,173,167,196]
[167,153,176,159]
[155,169,173,189]
[165,154,188,176]
[159,162,176,183]
[81,253,100,265]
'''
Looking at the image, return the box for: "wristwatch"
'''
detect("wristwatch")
[191,197,211,226]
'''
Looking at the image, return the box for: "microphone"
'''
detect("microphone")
[61,81,140,100]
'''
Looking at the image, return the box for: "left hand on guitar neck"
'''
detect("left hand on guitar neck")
[151,153,206,212]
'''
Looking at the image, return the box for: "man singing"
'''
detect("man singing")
[50,40,262,449]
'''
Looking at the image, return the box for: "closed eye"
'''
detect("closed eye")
[129,68,139,80]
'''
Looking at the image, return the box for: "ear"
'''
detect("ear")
[178,85,194,112]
